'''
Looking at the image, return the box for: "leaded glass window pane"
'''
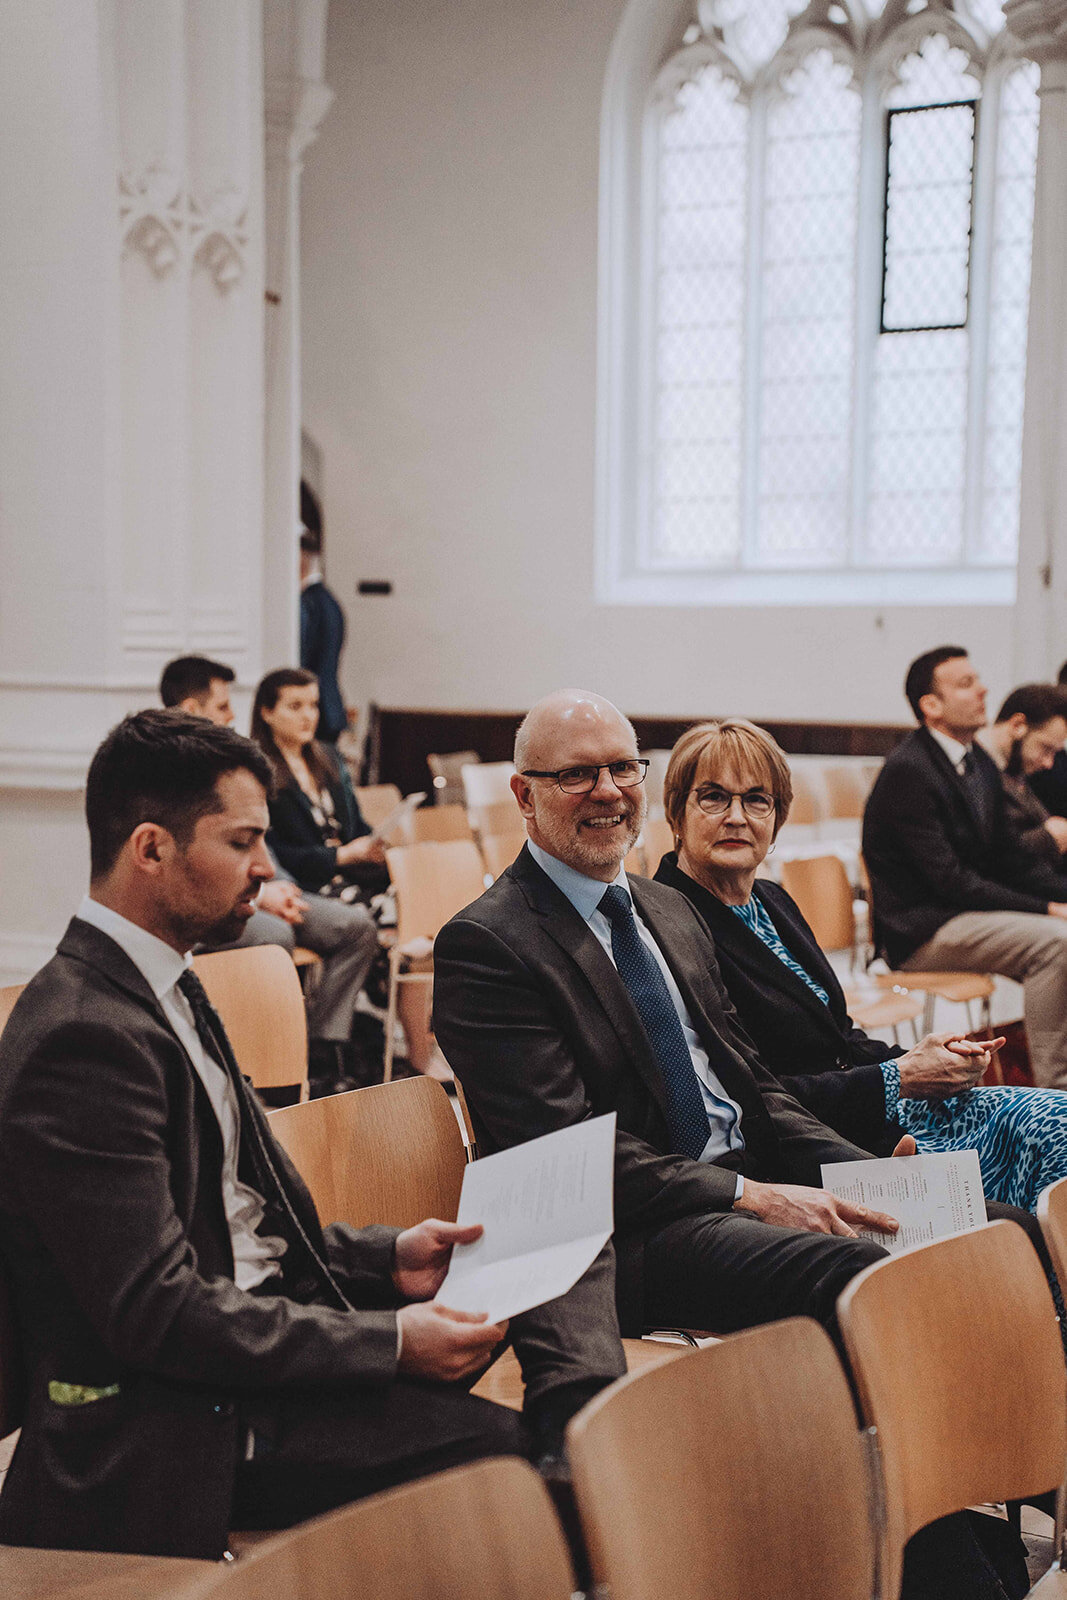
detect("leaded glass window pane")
[758,49,860,565]
[652,65,747,567]
[881,102,976,332]
[638,2,1035,587]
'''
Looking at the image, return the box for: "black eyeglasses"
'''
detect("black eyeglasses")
[521,758,650,795]
[691,785,776,819]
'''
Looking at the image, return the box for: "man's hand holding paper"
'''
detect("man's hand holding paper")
[435,1114,617,1324]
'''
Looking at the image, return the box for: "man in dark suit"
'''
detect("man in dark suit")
[0,710,623,1560]
[433,689,903,1345]
[1029,659,1067,821]
[300,528,348,744]
[863,645,1067,1087]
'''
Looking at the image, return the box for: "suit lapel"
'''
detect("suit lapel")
[917,727,989,839]
[507,850,670,1116]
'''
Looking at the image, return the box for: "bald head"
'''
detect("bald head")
[511,689,645,882]
[514,690,636,773]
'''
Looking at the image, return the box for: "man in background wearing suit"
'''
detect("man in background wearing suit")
[864,646,1067,1087]
[300,525,348,745]
[434,688,901,1346]
[0,711,622,1559]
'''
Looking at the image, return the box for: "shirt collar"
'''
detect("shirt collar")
[76,895,191,1002]
[526,838,630,923]
[927,726,972,771]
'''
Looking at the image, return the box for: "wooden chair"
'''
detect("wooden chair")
[460,761,516,812]
[638,816,674,877]
[382,841,488,1081]
[1037,1174,1067,1296]
[480,831,525,880]
[0,984,25,1040]
[823,762,871,821]
[427,749,479,810]
[781,853,992,1038]
[568,1317,874,1600]
[352,783,402,831]
[837,1221,1067,1600]
[468,797,523,842]
[406,803,473,845]
[193,946,309,1102]
[269,1076,466,1231]
[183,1456,575,1600]
[268,1077,677,1410]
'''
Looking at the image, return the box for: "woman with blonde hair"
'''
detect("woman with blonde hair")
[652,717,1067,1210]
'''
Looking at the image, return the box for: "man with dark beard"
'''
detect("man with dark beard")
[977,682,1067,866]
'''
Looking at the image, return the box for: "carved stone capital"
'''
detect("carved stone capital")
[1004,0,1067,62]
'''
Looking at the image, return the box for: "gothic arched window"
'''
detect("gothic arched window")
[598,0,1039,604]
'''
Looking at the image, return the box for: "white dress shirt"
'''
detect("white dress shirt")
[76,897,287,1291]
[527,841,746,1166]
[928,726,972,775]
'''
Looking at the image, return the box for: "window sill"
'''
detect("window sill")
[596,566,1016,607]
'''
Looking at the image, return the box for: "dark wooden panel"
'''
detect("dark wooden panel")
[370,707,911,794]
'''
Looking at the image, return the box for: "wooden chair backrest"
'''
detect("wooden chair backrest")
[353,783,403,829]
[642,749,673,811]
[268,1076,465,1230]
[193,946,308,1095]
[0,984,25,1041]
[1038,1174,1067,1291]
[786,765,823,825]
[199,1457,574,1600]
[779,854,854,952]
[406,804,473,845]
[468,798,523,841]
[823,764,868,820]
[460,760,516,810]
[481,833,523,881]
[568,1318,873,1600]
[837,1221,1067,1600]
[385,841,489,946]
[639,816,674,876]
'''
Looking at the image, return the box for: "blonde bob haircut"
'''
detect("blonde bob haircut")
[662,719,794,846]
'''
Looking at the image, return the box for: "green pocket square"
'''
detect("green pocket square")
[48,1381,121,1407]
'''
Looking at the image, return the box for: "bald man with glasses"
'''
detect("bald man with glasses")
[432,688,906,1346]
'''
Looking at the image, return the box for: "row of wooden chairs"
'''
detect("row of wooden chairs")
[4,946,1067,1597]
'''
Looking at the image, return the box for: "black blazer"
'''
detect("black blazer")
[300,580,347,742]
[432,847,872,1332]
[861,727,1061,966]
[266,746,372,892]
[0,919,401,1559]
[654,855,899,1153]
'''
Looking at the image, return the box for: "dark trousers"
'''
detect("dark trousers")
[232,1378,530,1530]
[637,1210,887,1340]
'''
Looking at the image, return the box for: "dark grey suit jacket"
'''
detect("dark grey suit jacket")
[0,918,402,1560]
[862,727,1062,966]
[432,847,872,1330]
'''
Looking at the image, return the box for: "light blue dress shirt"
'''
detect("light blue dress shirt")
[527,840,745,1163]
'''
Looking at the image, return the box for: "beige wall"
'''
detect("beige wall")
[301,0,1016,726]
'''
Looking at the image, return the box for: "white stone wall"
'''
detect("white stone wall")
[0,0,329,982]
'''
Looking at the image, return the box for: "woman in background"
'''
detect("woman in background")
[251,667,449,1082]
[653,716,1067,1211]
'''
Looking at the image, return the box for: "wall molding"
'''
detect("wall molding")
[0,746,91,790]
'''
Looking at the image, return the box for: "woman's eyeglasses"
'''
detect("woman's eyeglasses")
[691,785,776,819]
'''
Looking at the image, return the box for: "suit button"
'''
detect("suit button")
[213,1401,234,1417]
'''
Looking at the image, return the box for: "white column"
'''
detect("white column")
[263,0,333,666]
[1007,0,1067,680]
[0,0,268,980]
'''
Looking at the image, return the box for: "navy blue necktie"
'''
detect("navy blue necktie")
[598,884,711,1160]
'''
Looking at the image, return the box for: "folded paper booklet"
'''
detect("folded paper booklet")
[435,1113,616,1323]
[821,1150,987,1254]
